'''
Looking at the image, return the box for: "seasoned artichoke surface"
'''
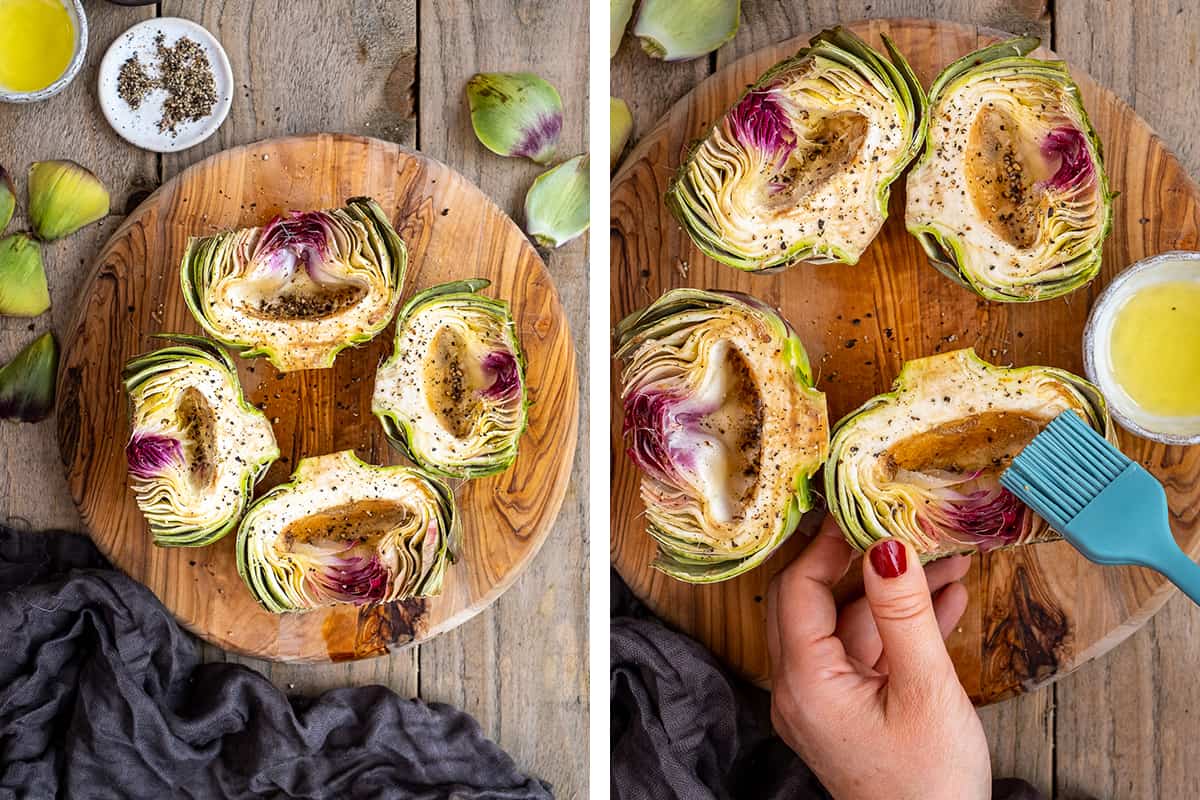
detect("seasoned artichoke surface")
[181,198,406,372]
[906,39,1111,301]
[373,280,527,480]
[616,289,829,583]
[124,338,278,547]
[237,450,457,614]
[666,28,926,272]
[827,349,1113,559]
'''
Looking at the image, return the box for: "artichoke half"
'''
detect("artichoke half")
[236,450,458,614]
[666,27,926,272]
[123,335,279,547]
[905,38,1112,301]
[372,279,528,480]
[615,289,829,583]
[826,349,1113,560]
[181,197,407,372]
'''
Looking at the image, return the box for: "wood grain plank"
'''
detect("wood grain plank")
[1052,3,1200,796]
[418,1,589,795]
[0,4,157,530]
[155,0,423,699]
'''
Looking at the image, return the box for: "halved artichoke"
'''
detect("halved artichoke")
[372,279,528,480]
[615,288,829,583]
[906,38,1112,301]
[666,27,926,272]
[181,197,406,372]
[826,348,1113,560]
[123,334,279,547]
[236,450,458,614]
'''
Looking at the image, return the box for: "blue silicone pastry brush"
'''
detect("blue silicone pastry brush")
[1000,409,1200,605]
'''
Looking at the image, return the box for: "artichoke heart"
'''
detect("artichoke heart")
[236,450,458,614]
[906,38,1113,301]
[826,349,1114,560]
[123,335,279,547]
[666,26,926,272]
[373,279,528,480]
[615,288,829,583]
[180,197,407,372]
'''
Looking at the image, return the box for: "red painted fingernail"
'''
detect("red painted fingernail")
[869,540,907,578]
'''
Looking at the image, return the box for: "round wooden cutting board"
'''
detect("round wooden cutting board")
[59,133,578,662]
[611,18,1200,705]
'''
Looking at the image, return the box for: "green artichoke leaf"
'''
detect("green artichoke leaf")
[825,348,1114,560]
[236,450,459,614]
[665,26,926,272]
[0,331,58,423]
[0,234,51,317]
[633,0,739,62]
[0,166,14,234]
[905,37,1112,302]
[610,0,634,58]
[373,279,528,479]
[466,72,564,165]
[524,154,589,248]
[610,97,633,170]
[28,160,109,242]
[123,334,279,547]
[180,197,407,372]
[615,288,829,583]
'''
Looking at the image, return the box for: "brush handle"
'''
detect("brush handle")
[1149,546,1200,607]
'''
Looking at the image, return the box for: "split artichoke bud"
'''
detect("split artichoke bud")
[0,234,51,317]
[236,450,458,614]
[666,27,926,272]
[610,97,633,169]
[906,38,1112,301]
[466,72,563,165]
[0,331,58,423]
[632,0,739,62]
[615,288,829,583]
[180,197,407,372]
[28,160,110,242]
[610,0,634,58]
[525,154,589,248]
[0,167,14,234]
[373,279,528,480]
[826,349,1113,560]
[123,334,279,547]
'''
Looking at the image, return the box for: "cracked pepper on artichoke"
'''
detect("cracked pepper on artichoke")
[180,197,406,372]
[373,279,528,480]
[666,26,926,272]
[236,450,458,614]
[906,37,1112,301]
[826,349,1113,561]
[616,289,829,583]
[123,335,279,547]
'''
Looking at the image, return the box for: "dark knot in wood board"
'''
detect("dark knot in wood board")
[983,564,1070,695]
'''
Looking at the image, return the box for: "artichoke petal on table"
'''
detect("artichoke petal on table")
[615,288,829,583]
[666,26,926,272]
[180,197,406,372]
[905,37,1113,301]
[236,450,459,614]
[372,279,528,480]
[122,334,279,547]
[825,348,1114,560]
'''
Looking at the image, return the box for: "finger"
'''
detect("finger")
[835,554,970,667]
[862,539,958,699]
[772,516,854,660]
[932,581,969,640]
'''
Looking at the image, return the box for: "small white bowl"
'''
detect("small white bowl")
[0,0,87,103]
[97,17,233,153]
[1083,250,1200,445]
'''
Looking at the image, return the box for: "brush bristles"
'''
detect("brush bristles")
[1001,411,1128,526]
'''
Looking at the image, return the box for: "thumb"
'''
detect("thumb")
[863,538,958,697]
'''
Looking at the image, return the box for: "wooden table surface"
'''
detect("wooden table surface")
[0,1,587,796]
[613,2,1199,798]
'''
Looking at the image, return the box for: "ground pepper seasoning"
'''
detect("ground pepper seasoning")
[116,33,218,136]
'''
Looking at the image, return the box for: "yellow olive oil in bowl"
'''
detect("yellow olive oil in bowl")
[0,0,81,99]
[1085,251,1200,444]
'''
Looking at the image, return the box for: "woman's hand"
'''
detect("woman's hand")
[766,515,991,800]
